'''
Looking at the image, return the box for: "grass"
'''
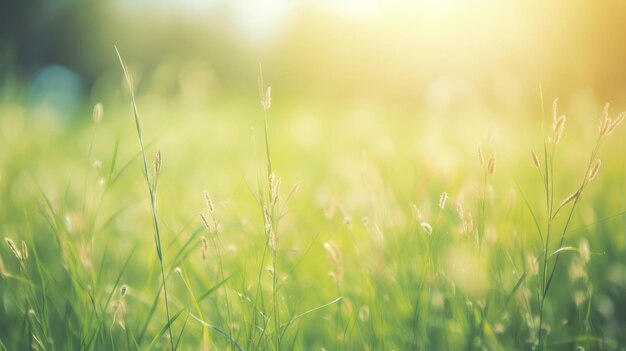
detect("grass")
[1,53,626,350]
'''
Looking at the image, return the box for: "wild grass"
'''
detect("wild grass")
[1,54,626,350]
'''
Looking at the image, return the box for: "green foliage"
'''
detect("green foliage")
[1,64,626,350]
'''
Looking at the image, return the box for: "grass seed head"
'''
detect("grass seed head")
[420,222,433,235]
[553,115,566,144]
[4,238,21,261]
[599,117,611,136]
[21,241,28,260]
[262,86,272,110]
[531,149,540,168]
[0,255,8,277]
[607,111,625,135]
[456,201,464,221]
[263,206,276,250]
[478,144,485,167]
[153,148,162,175]
[588,159,601,182]
[93,103,103,123]
[285,181,302,202]
[200,236,209,261]
[342,298,353,317]
[272,177,282,206]
[579,238,591,264]
[203,190,215,213]
[487,154,496,177]
[439,191,448,209]
[359,306,370,322]
[560,189,580,208]
[120,284,128,297]
[602,102,610,121]
[343,215,353,228]
[199,213,211,232]
[323,240,341,264]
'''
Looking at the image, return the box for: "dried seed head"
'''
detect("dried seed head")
[268,172,275,188]
[328,271,337,281]
[478,144,485,167]
[456,201,464,221]
[420,222,433,235]
[359,306,370,322]
[266,265,274,276]
[439,192,448,209]
[553,115,566,144]
[199,213,211,232]
[607,111,625,136]
[203,190,215,213]
[599,117,612,136]
[579,238,590,264]
[93,159,103,171]
[487,155,496,177]
[602,102,610,121]
[262,86,272,109]
[560,189,580,208]
[21,241,28,260]
[4,238,21,260]
[323,240,341,264]
[120,284,128,297]
[552,98,559,122]
[0,255,8,277]
[343,215,353,228]
[285,181,301,202]
[93,103,103,123]
[263,206,276,250]
[153,148,162,175]
[271,177,282,206]
[587,159,601,182]
[342,298,353,317]
[200,236,209,261]
[531,149,540,168]
[598,103,619,136]
[175,267,182,275]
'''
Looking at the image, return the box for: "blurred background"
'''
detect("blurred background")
[3,0,626,120]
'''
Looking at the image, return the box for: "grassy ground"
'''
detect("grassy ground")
[1,62,626,350]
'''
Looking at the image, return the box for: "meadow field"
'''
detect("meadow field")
[2,2,626,350]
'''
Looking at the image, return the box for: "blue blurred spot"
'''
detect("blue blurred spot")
[29,65,83,124]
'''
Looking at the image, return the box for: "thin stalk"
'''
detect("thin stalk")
[258,64,280,349]
[115,47,175,351]
[538,134,605,348]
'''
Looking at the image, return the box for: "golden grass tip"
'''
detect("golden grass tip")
[531,149,540,168]
[588,159,601,182]
[4,238,21,261]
